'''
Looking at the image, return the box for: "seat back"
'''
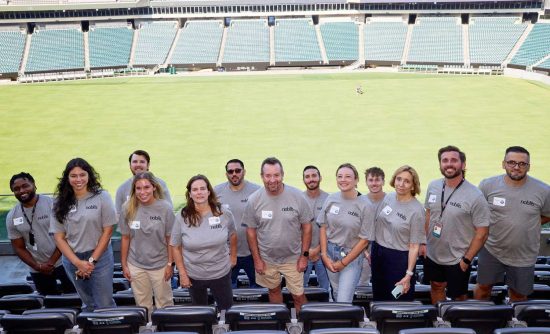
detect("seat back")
[112,278,131,293]
[0,294,43,314]
[442,304,513,334]
[494,328,550,334]
[232,288,270,304]
[437,300,495,316]
[529,284,550,299]
[0,312,74,334]
[44,293,82,309]
[398,328,476,334]
[0,283,34,298]
[299,302,365,333]
[283,287,329,309]
[369,302,437,334]
[77,309,147,334]
[172,288,214,305]
[412,285,432,305]
[310,329,380,334]
[353,286,373,313]
[152,305,217,334]
[23,307,79,323]
[95,306,148,324]
[512,300,550,327]
[225,303,290,331]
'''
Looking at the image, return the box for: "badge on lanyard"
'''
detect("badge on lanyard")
[432,222,442,238]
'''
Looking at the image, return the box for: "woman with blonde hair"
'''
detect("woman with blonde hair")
[371,165,426,300]
[120,172,175,316]
[170,174,237,311]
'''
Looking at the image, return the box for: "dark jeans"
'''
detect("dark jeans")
[190,271,233,311]
[30,265,76,295]
[231,255,258,288]
[371,241,414,301]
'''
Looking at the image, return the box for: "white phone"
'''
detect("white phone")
[391,284,404,299]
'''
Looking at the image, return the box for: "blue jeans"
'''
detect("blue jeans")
[326,241,363,303]
[231,255,258,288]
[62,244,116,311]
[304,259,330,291]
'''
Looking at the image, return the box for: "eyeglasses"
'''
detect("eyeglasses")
[505,160,529,168]
[227,168,243,175]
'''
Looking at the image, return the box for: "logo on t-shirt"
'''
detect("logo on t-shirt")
[86,205,98,210]
[150,216,162,221]
[241,199,249,203]
[449,201,462,209]
[37,214,49,221]
[521,200,536,207]
[347,211,359,218]
[281,206,294,212]
[396,212,407,221]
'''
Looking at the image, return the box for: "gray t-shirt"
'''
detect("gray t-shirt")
[214,180,261,257]
[242,185,314,264]
[6,195,61,271]
[424,179,490,265]
[374,192,426,251]
[115,176,172,214]
[119,199,175,270]
[303,190,329,249]
[480,175,550,267]
[170,210,236,280]
[317,192,375,250]
[50,191,117,253]
[361,194,386,216]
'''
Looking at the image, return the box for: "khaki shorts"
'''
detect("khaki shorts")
[256,261,304,295]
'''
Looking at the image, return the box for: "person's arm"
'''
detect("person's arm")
[419,209,430,257]
[45,248,62,270]
[164,235,174,281]
[229,232,237,268]
[11,238,52,274]
[120,234,131,281]
[461,225,489,271]
[297,222,312,272]
[396,243,420,293]
[541,216,550,225]
[332,238,369,272]
[54,232,94,277]
[246,227,265,274]
[171,244,191,288]
[309,244,321,262]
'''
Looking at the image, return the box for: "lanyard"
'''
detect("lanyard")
[440,180,464,219]
[20,195,39,231]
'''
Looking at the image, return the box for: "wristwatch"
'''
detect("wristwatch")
[462,256,472,265]
[88,257,97,264]
[302,251,310,257]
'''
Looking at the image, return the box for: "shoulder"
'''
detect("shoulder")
[526,176,550,192]
[116,178,132,193]
[6,206,18,223]
[426,179,442,192]
[479,175,502,190]
[213,182,227,193]
[246,181,262,192]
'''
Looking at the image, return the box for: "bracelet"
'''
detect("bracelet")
[340,259,347,267]
[406,270,414,276]
[462,256,472,265]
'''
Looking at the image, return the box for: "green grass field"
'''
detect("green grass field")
[1,72,549,239]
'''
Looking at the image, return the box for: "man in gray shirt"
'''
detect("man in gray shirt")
[214,158,261,288]
[475,146,550,302]
[243,157,313,312]
[6,172,75,295]
[115,150,172,214]
[423,145,490,303]
[302,165,329,291]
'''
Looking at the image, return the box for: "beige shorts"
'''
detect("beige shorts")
[256,261,304,295]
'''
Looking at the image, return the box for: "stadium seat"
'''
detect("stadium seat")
[172,288,214,305]
[311,329,379,334]
[299,302,365,333]
[398,329,476,334]
[369,302,437,334]
[227,331,288,334]
[436,300,495,316]
[113,278,131,292]
[152,305,217,334]
[232,288,270,304]
[43,293,82,309]
[353,286,373,312]
[225,303,290,331]
[413,284,432,304]
[364,20,408,62]
[320,21,359,62]
[512,300,550,327]
[529,284,550,299]
[0,311,75,334]
[0,294,43,314]
[113,289,137,306]
[0,283,34,297]
[493,328,550,334]
[439,302,513,334]
[283,287,329,309]
[77,307,147,334]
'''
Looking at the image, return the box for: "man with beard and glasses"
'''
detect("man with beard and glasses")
[214,159,261,288]
[422,145,490,303]
[243,157,313,312]
[116,150,172,215]
[475,146,550,302]
[302,165,330,292]
[6,173,75,295]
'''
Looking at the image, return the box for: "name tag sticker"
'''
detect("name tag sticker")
[493,197,506,207]
[209,217,221,226]
[432,222,442,238]
[428,194,437,203]
[13,217,24,226]
[329,205,340,215]
[69,205,77,213]
[130,221,140,229]
[382,206,392,215]
[262,211,273,219]
[32,244,38,251]
[222,204,230,210]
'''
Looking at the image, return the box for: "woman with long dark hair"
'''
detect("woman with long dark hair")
[170,174,237,311]
[120,172,175,317]
[51,158,116,311]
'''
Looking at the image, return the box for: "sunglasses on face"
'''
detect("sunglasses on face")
[227,168,243,175]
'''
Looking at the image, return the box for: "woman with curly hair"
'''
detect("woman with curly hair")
[170,174,237,311]
[51,158,116,311]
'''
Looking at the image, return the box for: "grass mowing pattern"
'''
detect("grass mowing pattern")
[0,72,549,238]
